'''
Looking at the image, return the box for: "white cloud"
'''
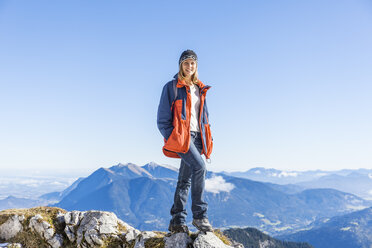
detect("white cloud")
[271,171,298,178]
[279,171,298,177]
[205,176,235,194]
[50,181,64,186]
[253,212,265,218]
[261,219,281,226]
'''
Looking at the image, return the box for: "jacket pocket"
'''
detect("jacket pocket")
[165,99,187,152]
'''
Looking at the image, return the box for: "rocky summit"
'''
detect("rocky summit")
[0,207,243,248]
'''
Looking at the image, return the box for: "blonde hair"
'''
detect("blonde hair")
[178,61,199,85]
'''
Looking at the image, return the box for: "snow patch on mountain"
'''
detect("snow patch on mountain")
[145,162,178,171]
[346,204,368,211]
[274,226,292,232]
[205,175,235,194]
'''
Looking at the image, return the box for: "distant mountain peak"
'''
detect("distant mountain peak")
[143,162,178,172]
[109,163,152,178]
[145,161,159,166]
[114,162,138,168]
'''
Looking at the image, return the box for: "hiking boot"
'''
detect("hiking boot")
[192,218,213,232]
[168,221,189,234]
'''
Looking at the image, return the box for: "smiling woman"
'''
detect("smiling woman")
[157,50,214,234]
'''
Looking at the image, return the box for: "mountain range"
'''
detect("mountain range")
[52,162,371,236]
[223,167,372,200]
[277,207,372,248]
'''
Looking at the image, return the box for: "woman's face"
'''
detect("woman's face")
[181,59,197,78]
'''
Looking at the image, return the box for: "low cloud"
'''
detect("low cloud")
[272,172,298,178]
[205,175,235,194]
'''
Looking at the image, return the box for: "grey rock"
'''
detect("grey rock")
[28,214,55,241]
[193,232,233,248]
[97,214,118,234]
[133,231,157,248]
[28,214,63,248]
[64,211,84,225]
[62,210,142,247]
[74,211,121,247]
[164,232,192,248]
[0,215,24,240]
[124,228,141,242]
[84,229,103,246]
[133,237,145,248]
[141,231,157,239]
[48,234,64,248]
[119,219,141,242]
[64,225,76,242]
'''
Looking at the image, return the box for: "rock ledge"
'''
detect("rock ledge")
[0,207,243,248]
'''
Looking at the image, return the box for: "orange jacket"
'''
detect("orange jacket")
[157,75,213,159]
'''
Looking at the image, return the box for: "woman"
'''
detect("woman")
[157,50,213,233]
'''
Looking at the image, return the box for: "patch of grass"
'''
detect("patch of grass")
[0,206,66,217]
[152,231,167,238]
[213,229,232,246]
[125,240,136,248]
[10,229,50,248]
[145,237,165,248]
[101,235,125,248]
[117,222,128,233]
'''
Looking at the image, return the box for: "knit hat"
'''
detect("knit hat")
[179,50,198,65]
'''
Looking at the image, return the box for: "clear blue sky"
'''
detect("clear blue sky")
[0,0,371,176]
